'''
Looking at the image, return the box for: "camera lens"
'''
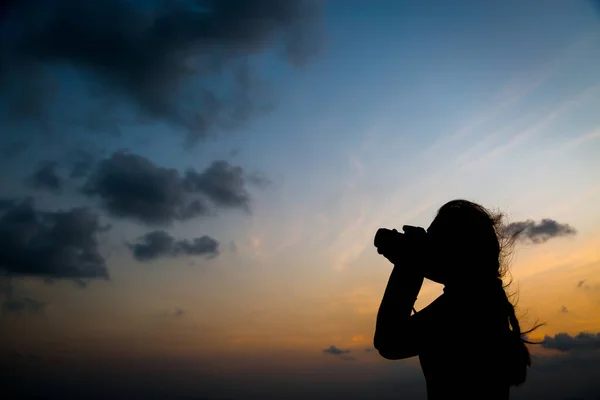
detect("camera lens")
[374,228,397,249]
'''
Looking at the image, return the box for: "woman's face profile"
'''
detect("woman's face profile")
[423,219,450,284]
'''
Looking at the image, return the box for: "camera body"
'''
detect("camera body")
[374,225,427,257]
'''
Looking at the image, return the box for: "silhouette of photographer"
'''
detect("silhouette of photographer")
[374,200,540,400]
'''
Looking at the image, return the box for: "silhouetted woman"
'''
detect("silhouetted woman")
[374,199,540,400]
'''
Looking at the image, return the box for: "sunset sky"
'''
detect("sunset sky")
[1,1,600,399]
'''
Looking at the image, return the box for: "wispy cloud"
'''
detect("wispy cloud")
[422,31,594,161]
[552,127,600,153]
[454,83,600,172]
[326,195,436,272]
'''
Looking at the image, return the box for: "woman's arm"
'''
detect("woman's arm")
[373,263,426,360]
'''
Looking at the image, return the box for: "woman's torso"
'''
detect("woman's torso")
[417,292,511,400]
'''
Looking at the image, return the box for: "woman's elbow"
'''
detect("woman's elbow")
[374,334,414,360]
[377,346,415,360]
[373,332,385,353]
[374,336,395,359]
[376,347,403,360]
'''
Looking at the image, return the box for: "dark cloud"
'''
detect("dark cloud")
[322,345,351,356]
[247,171,272,188]
[71,160,94,179]
[69,149,99,179]
[2,297,46,315]
[28,161,62,193]
[182,161,251,211]
[542,332,600,352]
[175,236,220,258]
[127,230,175,261]
[0,0,323,145]
[83,150,261,226]
[127,230,219,262]
[0,198,110,280]
[504,219,577,244]
[83,150,204,225]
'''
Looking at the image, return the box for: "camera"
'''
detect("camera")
[374,225,427,256]
[374,228,404,255]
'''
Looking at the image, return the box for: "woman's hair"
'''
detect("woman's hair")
[434,199,543,386]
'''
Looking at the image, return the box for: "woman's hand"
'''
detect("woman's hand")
[377,225,427,266]
[400,225,428,263]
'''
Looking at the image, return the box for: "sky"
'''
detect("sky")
[1,0,600,399]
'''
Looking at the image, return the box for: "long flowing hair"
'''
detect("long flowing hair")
[434,199,543,386]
